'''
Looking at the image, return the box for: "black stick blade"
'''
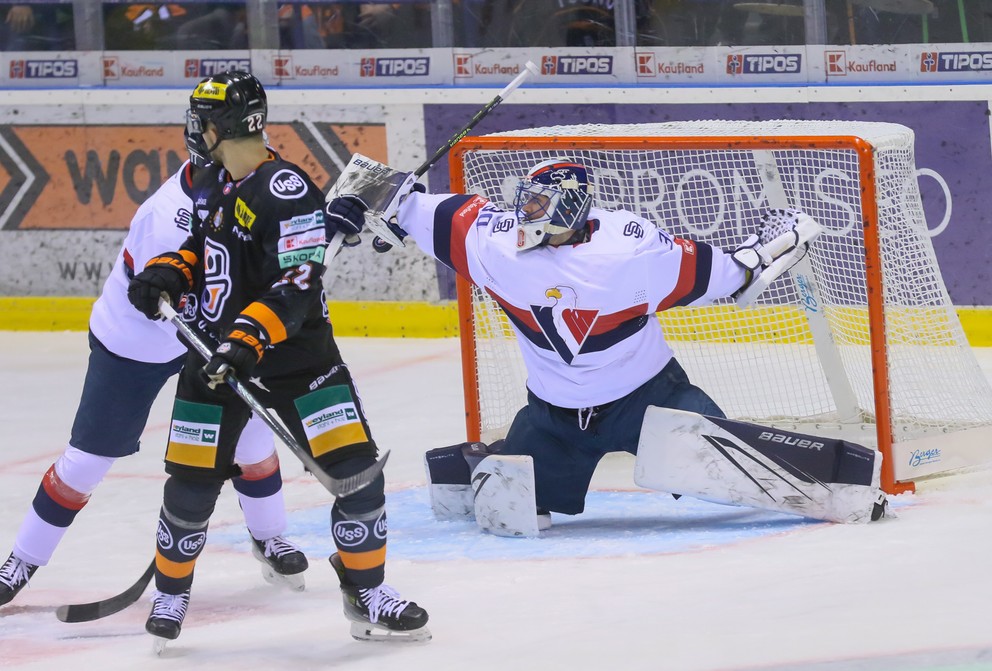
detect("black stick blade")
[55,560,155,623]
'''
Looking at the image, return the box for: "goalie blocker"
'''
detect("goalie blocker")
[424,411,886,534]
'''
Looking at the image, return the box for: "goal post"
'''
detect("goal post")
[449,121,992,495]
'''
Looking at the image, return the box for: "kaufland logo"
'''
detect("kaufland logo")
[826,51,845,75]
[636,52,655,76]
[359,57,429,77]
[104,57,119,80]
[9,59,78,78]
[275,56,293,79]
[455,54,472,77]
[184,58,251,77]
[921,51,992,72]
[540,55,613,75]
[727,53,801,74]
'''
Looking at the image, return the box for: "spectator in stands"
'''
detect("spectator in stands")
[1,3,74,50]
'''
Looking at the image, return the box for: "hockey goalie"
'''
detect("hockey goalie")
[324,154,887,537]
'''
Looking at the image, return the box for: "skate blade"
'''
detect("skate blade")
[260,566,306,592]
[151,635,170,655]
[349,621,432,643]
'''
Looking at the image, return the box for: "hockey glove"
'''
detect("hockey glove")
[372,182,423,253]
[201,327,264,390]
[127,252,194,320]
[325,195,368,247]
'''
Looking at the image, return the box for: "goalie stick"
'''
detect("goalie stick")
[345,60,541,250]
[159,298,389,498]
[56,559,155,623]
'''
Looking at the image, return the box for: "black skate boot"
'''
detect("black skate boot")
[0,552,38,606]
[146,589,190,654]
[329,553,430,642]
[251,535,309,591]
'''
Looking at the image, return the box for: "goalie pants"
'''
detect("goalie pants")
[500,358,723,515]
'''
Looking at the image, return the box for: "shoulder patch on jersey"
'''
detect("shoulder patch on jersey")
[269,169,309,199]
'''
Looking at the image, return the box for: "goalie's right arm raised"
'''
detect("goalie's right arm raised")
[731,207,823,306]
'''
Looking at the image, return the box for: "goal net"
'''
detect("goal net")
[449,120,992,493]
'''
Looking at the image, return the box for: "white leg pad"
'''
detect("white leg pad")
[472,455,541,537]
[635,407,882,524]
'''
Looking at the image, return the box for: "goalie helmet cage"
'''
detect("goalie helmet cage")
[448,120,992,495]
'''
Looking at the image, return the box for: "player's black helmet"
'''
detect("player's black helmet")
[187,70,267,142]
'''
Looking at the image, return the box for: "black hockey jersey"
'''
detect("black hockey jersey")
[181,150,341,376]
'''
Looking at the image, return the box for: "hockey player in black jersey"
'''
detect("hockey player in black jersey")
[127,71,428,651]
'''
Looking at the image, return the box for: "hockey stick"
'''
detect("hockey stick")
[159,298,388,498]
[363,60,540,250]
[56,559,155,623]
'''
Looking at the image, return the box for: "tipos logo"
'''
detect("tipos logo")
[333,521,368,547]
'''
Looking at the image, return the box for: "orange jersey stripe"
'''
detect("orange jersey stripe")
[242,302,288,344]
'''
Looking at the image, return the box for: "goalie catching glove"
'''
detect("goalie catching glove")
[127,251,195,319]
[731,207,822,305]
[201,326,264,390]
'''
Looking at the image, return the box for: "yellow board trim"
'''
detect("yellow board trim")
[1,298,991,345]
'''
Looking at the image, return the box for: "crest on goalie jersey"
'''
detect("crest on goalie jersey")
[531,285,599,364]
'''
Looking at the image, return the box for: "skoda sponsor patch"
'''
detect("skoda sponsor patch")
[294,386,368,458]
[269,169,308,199]
[279,246,326,269]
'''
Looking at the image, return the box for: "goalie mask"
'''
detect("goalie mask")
[187,70,267,155]
[513,159,593,250]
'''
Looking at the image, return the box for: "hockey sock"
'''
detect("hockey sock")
[233,452,287,541]
[154,477,221,594]
[329,456,387,588]
[331,504,387,589]
[13,447,114,566]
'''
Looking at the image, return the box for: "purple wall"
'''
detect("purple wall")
[423,101,992,305]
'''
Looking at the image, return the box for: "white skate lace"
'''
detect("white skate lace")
[0,555,34,589]
[359,584,409,624]
[150,590,190,623]
[262,536,301,559]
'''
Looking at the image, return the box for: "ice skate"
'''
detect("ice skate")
[146,589,190,654]
[0,553,38,606]
[871,491,888,521]
[329,554,430,642]
[251,535,308,591]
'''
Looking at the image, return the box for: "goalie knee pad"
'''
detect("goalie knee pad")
[423,441,498,520]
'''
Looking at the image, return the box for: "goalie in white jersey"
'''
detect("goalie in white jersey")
[328,157,885,534]
[0,133,308,608]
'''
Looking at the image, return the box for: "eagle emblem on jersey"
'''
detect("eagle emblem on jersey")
[531,286,599,364]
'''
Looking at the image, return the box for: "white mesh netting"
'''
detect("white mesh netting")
[455,121,992,452]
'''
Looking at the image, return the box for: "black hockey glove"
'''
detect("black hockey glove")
[127,252,194,320]
[201,327,264,390]
[325,195,367,247]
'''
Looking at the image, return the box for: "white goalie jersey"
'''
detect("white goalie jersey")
[87,162,196,363]
[396,192,748,408]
